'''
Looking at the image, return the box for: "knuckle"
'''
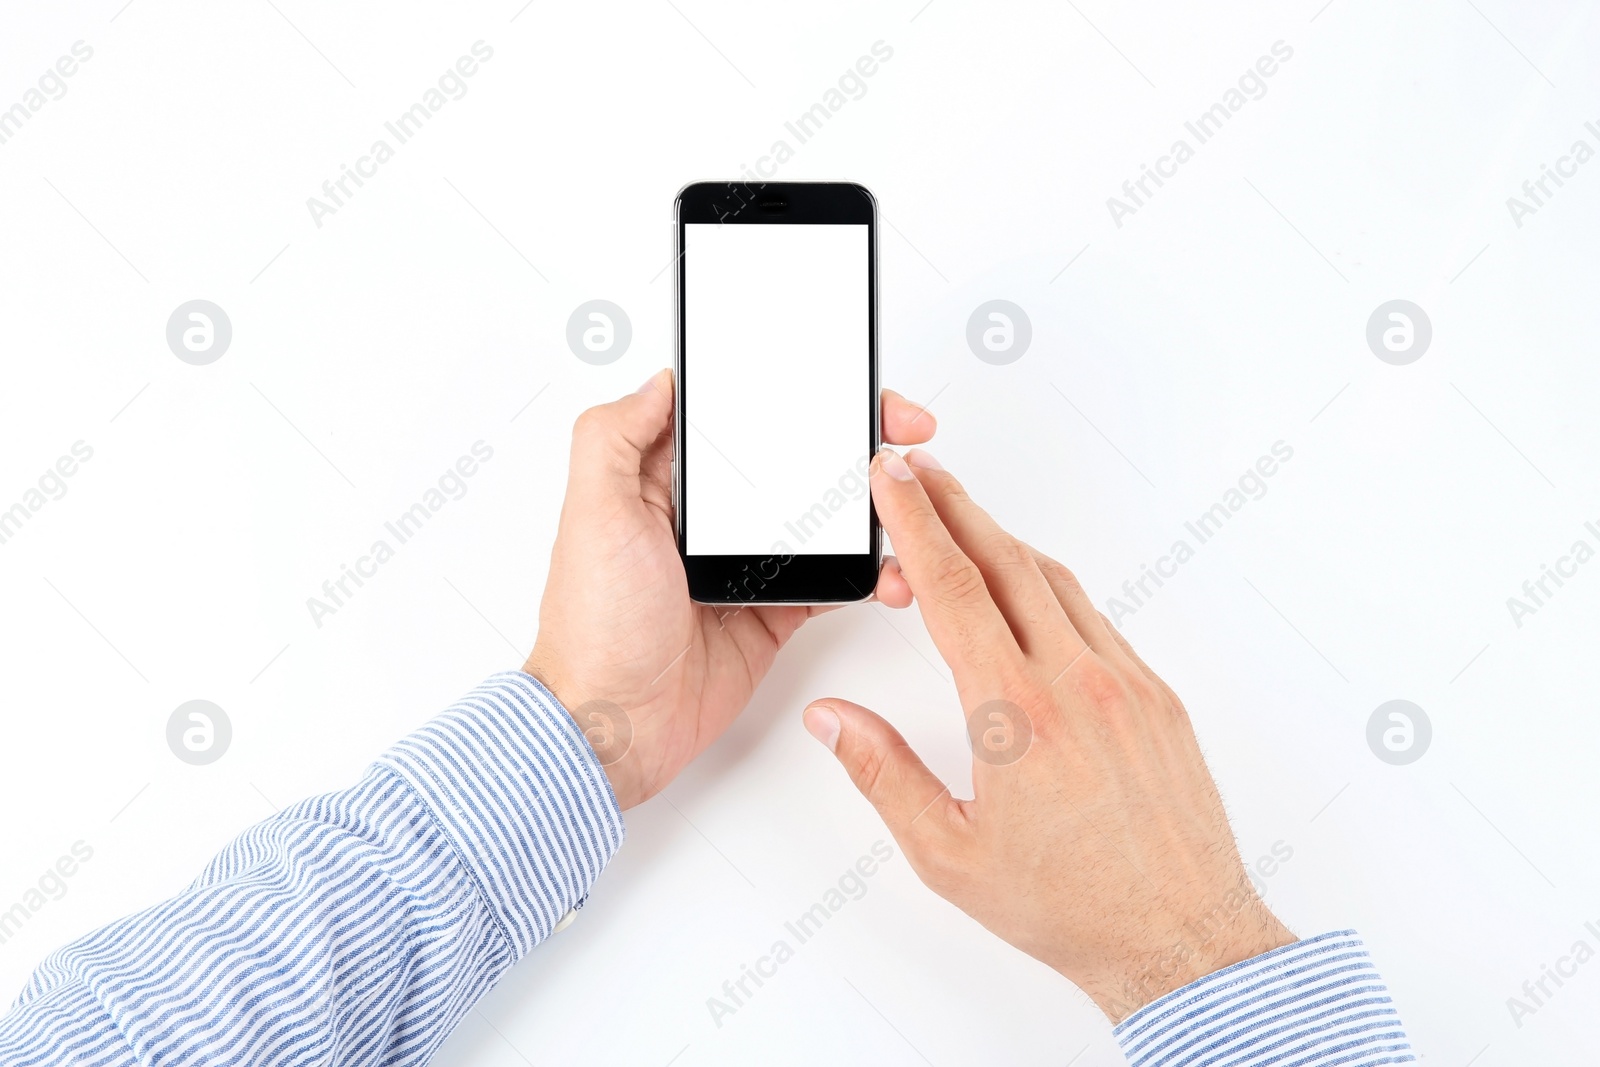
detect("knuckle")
[1035,553,1072,583]
[980,530,1033,571]
[928,550,988,604]
[1004,540,1038,574]
[1010,686,1057,742]
[1126,673,1164,709]
[1038,555,1090,603]
[1053,564,1089,601]
[571,406,609,443]
[931,477,972,506]
[1073,658,1128,715]
[852,745,894,807]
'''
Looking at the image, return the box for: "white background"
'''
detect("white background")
[683,221,869,556]
[1,1,1598,1064]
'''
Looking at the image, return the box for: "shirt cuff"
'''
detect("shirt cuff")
[376,671,625,959]
[1114,930,1416,1066]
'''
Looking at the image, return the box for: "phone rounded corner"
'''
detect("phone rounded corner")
[672,182,699,220]
[674,180,722,219]
[844,182,878,218]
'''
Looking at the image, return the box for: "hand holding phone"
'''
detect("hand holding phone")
[524,373,933,811]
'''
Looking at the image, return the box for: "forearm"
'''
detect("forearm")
[0,672,621,1067]
[1115,930,1415,1066]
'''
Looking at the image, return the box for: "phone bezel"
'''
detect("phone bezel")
[673,180,881,605]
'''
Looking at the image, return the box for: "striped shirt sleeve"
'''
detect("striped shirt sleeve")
[0,671,624,1067]
[1114,930,1416,1066]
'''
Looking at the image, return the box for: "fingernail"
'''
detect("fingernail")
[803,704,841,751]
[636,370,664,394]
[906,448,942,471]
[877,447,914,481]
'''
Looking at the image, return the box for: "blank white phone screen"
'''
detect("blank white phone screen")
[684,222,869,556]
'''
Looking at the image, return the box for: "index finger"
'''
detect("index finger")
[870,448,1020,676]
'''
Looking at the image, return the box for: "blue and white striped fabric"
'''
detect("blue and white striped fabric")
[1114,929,1416,1065]
[1,673,1412,1066]
[0,672,623,1066]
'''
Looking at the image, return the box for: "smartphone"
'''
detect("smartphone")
[673,180,880,605]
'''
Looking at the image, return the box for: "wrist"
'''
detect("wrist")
[1079,895,1296,1022]
[522,651,642,810]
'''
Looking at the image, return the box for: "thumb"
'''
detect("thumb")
[803,699,957,844]
[568,369,673,494]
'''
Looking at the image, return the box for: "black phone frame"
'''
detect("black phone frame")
[673,180,881,605]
